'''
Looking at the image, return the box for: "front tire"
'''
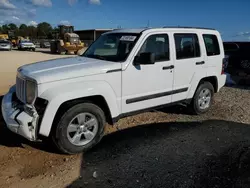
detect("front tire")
[190,81,214,115]
[52,103,106,154]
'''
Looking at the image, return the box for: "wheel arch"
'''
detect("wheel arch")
[52,95,113,131]
[199,76,218,93]
[37,81,120,138]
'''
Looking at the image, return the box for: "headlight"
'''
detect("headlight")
[26,80,37,104]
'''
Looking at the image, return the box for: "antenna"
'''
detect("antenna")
[147,20,150,28]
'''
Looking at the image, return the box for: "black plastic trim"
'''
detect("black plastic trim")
[196,61,205,65]
[163,65,174,70]
[112,98,192,124]
[34,97,48,138]
[126,87,188,104]
[162,26,215,30]
[14,110,22,125]
[106,69,122,73]
[140,28,151,33]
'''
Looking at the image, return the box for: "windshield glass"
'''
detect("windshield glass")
[0,40,10,44]
[21,40,32,43]
[82,33,140,62]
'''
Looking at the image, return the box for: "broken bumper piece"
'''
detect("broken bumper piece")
[1,86,38,141]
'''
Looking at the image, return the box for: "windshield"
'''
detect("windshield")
[82,33,140,62]
[0,40,10,44]
[21,40,32,43]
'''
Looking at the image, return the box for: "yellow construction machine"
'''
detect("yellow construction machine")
[0,34,9,40]
[50,25,84,55]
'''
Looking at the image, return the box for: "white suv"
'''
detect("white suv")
[2,27,226,154]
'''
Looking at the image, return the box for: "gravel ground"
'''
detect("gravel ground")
[1,50,250,187]
[1,86,250,188]
[70,86,250,188]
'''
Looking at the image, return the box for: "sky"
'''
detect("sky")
[0,0,250,41]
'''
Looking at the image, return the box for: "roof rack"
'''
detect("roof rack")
[162,26,216,30]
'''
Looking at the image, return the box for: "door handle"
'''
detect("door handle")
[162,65,174,70]
[196,61,205,65]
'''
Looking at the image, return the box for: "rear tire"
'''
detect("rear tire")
[52,103,106,154]
[189,81,214,115]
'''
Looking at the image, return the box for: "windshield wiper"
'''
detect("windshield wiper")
[85,54,106,60]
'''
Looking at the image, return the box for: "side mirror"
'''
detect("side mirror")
[134,52,155,65]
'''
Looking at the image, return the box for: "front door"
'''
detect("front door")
[121,33,174,114]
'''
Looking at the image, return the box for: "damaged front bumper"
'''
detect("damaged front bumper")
[1,86,39,141]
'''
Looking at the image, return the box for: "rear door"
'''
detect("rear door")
[172,32,205,102]
[202,33,223,75]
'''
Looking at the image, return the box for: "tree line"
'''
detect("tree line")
[0,22,59,39]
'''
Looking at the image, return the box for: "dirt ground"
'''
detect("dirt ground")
[0,49,76,96]
[0,49,250,187]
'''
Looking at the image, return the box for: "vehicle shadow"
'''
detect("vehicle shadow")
[158,103,190,115]
[68,119,250,188]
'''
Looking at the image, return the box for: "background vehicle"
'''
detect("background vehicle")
[0,34,9,40]
[50,24,84,54]
[18,39,36,51]
[34,41,40,48]
[40,40,51,48]
[2,27,226,154]
[0,40,12,51]
[223,41,250,76]
[7,30,17,48]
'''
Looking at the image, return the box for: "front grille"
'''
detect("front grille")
[16,75,26,103]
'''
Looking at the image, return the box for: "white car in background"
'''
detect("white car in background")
[0,40,12,51]
[18,40,36,51]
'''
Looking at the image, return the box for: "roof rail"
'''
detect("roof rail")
[162,26,216,30]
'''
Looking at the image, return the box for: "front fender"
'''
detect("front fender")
[38,81,120,137]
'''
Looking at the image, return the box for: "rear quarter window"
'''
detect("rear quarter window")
[203,34,220,56]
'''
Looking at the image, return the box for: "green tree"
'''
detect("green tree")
[19,24,28,37]
[19,24,28,31]
[27,26,37,39]
[0,26,2,34]
[2,24,9,33]
[8,23,18,31]
[37,22,52,38]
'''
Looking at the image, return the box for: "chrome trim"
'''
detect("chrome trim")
[16,74,26,104]
[16,70,38,105]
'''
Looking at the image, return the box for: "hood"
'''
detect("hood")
[19,56,121,84]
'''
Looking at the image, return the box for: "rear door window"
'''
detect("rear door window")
[203,34,220,56]
[174,34,200,60]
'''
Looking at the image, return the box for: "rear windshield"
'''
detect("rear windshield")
[223,43,239,51]
[239,43,250,52]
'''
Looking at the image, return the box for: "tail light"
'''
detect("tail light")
[222,56,228,74]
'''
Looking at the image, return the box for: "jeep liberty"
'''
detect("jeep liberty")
[2,27,226,154]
